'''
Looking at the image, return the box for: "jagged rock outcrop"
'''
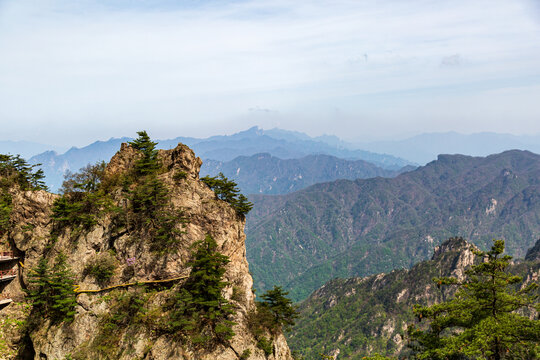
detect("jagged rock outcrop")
[0,142,293,360]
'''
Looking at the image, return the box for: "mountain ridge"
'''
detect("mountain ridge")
[25,127,411,191]
[245,149,540,301]
[201,153,410,195]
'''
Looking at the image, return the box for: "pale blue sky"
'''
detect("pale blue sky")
[1,0,540,146]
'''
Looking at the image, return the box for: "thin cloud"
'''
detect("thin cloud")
[0,0,539,144]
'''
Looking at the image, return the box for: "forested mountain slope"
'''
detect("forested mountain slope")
[246,150,540,300]
[201,153,409,195]
[288,237,540,359]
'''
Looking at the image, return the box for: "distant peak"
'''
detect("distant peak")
[432,237,474,260]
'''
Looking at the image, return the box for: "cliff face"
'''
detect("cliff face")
[0,143,292,360]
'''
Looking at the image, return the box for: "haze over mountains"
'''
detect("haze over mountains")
[202,153,410,195]
[246,150,540,301]
[361,132,540,164]
[24,127,412,192]
[4,127,540,193]
[0,141,68,160]
[2,128,540,359]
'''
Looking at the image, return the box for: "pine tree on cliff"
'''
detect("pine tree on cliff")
[408,240,540,360]
[26,253,78,323]
[201,172,253,217]
[129,130,160,175]
[259,286,298,331]
[170,234,236,342]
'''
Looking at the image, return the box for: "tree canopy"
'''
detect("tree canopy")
[201,172,253,217]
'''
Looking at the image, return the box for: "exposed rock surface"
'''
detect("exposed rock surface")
[0,142,293,360]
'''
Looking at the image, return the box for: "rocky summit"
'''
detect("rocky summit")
[0,142,293,360]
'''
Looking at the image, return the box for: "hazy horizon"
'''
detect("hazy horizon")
[3,127,540,154]
[1,0,540,146]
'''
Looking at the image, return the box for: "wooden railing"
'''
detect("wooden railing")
[0,251,15,258]
[0,268,17,279]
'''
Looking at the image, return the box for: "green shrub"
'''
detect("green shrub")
[92,289,147,358]
[0,153,47,234]
[0,190,12,234]
[173,171,187,181]
[52,162,117,232]
[239,349,251,360]
[0,154,47,191]
[84,253,117,285]
[256,337,273,356]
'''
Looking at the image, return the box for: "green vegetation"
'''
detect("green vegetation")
[168,234,236,344]
[247,150,540,301]
[124,131,188,253]
[84,252,117,286]
[49,132,187,254]
[287,237,538,359]
[258,286,298,332]
[408,240,540,360]
[25,253,78,323]
[256,336,273,356]
[129,130,161,176]
[0,154,47,191]
[52,161,116,231]
[173,170,187,182]
[201,172,253,217]
[88,288,149,359]
[0,154,47,233]
[247,286,297,356]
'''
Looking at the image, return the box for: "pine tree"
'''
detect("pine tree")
[259,286,298,331]
[170,234,236,342]
[408,240,540,360]
[128,131,160,175]
[26,257,52,313]
[26,253,78,323]
[49,253,78,322]
[201,173,253,217]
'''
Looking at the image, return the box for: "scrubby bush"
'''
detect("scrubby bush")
[84,252,117,285]
[52,161,117,231]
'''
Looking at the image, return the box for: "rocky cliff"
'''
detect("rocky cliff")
[0,142,293,360]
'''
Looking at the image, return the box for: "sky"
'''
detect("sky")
[1,0,540,146]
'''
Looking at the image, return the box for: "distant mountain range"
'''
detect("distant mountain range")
[0,140,68,160]
[288,237,540,359]
[24,127,411,192]
[4,128,540,191]
[201,153,413,195]
[361,132,540,164]
[245,150,540,301]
